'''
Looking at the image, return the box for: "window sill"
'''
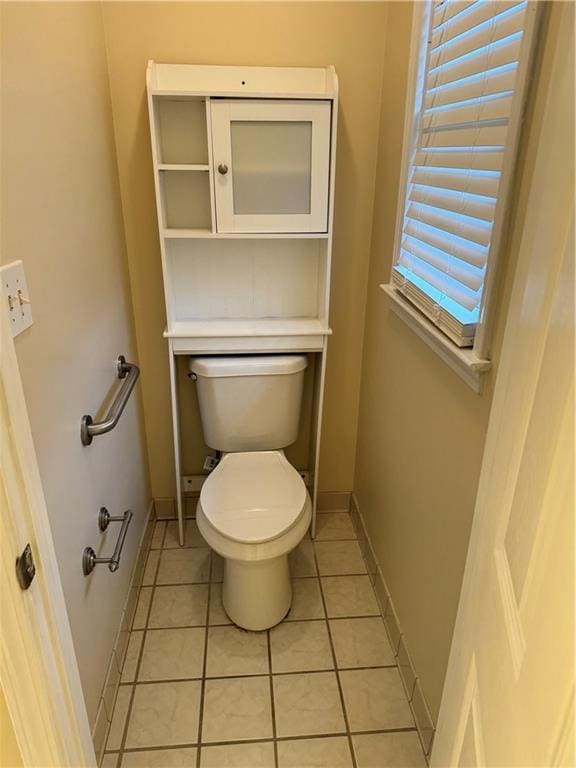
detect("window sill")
[380,283,491,393]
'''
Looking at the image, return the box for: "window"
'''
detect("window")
[386,0,540,376]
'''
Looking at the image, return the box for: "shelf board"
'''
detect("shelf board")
[147,63,338,99]
[162,228,329,240]
[158,164,210,171]
[165,317,331,338]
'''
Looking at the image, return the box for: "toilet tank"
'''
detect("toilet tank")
[189,355,308,452]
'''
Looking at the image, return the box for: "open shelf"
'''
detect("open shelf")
[160,171,212,230]
[155,97,208,165]
[166,317,331,338]
[158,164,210,172]
[165,238,328,328]
[162,229,329,240]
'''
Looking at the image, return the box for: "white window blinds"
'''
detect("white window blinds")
[392,0,536,347]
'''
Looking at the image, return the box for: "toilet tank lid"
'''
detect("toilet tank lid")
[189,355,308,378]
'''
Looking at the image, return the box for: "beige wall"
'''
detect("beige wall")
[0,3,150,725]
[101,1,389,498]
[354,2,565,721]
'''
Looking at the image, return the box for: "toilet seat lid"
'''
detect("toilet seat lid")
[200,451,307,544]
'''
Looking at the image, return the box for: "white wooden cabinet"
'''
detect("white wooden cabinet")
[146,62,338,543]
[211,99,331,233]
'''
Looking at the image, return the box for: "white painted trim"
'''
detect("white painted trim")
[474,1,543,358]
[381,283,491,392]
[0,308,95,766]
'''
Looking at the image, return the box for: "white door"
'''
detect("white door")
[0,307,95,766]
[431,9,574,766]
[211,99,331,233]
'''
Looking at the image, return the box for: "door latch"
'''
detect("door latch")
[15,543,36,590]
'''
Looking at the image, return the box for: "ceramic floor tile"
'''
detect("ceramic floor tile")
[125,680,201,748]
[273,671,345,738]
[286,578,325,621]
[277,736,353,768]
[122,748,198,767]
[142,550,160,585]
[339,668,414,731]
[164,519,206,548]
[148,584,209,628]
[321,576,380,618]
[206,625,269,677]
[132,588,153,629]
[121,631,144,683]
[101,754,119,768]
[314,541,366,576]
[270,620,333,673]
[138,628,205,681]
[202,676,273,743]
[329,617,395,668]
[352,732,426,767]
[150,522,167,549]
[208,583,232,625]
[200,741,275,767]
[314,513,357,541]
[106,685,132,751]
[210,553,224,582]
[289,541,317,577]
[156,548,211,585]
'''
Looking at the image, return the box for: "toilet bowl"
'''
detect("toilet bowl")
[196,450,311,630]
[190,353,310,630]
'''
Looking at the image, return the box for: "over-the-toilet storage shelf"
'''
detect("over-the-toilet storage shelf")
[146,61,338,541]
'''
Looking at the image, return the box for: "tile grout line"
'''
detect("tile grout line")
[150,536,361,552]
[267,629,279,768]
[145,571,372,589]
[115,520,167,767]
[195,541,214,768]
[124,609,384,634]
[115,662,400,687]
[311,538,359,768]
[104,724,419,758]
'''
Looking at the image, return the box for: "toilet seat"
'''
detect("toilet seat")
[200,451,307,544]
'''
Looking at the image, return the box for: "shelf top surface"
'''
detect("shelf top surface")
[165,318,331,339]
[147,61,338,99]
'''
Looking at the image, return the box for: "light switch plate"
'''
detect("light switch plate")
[1,260,33,337]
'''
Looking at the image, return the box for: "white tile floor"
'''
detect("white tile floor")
[102,512,427,768]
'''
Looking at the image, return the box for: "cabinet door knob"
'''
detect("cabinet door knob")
[217,163,229,175]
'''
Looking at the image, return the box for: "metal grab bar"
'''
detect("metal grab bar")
[83,507,133,575]
[81,356,140,446]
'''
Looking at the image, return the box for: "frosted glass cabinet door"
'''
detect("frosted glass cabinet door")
[211,100,331,233]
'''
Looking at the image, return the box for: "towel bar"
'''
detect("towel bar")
[83,507,133,575]
[81,355,140,446]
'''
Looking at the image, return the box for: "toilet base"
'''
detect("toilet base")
[222,554,292,631]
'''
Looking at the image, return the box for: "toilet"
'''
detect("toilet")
[190,354,311,631]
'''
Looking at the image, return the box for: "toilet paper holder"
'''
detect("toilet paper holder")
[83,507,133,576]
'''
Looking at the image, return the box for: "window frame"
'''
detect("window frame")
[382,0,542,392]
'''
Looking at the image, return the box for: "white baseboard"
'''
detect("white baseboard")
[350,493,436,759]
[91,499,155,763]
